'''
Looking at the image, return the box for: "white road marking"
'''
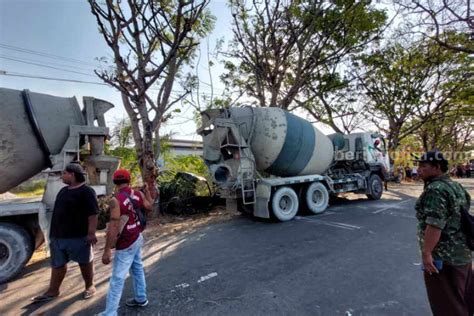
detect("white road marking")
[197,272,218,283]
[385,211,416,219]
[172,273,218,293]
[324,220,361,229]
[295,216,361,230]
[346,301,400,314]
[372,199,412,214]
[313,211,336,217]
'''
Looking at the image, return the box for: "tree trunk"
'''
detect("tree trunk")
[421,131,429,151]
[154,129,161,161]
[387,130,400,151]
[139,120,158,193]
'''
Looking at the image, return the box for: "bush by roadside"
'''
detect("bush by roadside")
[10,179,46,197]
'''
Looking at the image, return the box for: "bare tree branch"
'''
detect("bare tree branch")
[88,0,213,186]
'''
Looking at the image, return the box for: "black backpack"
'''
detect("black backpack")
[440,179,474,250]
[460,203,474,250]
[119,191,147,230]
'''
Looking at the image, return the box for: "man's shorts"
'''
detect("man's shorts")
[49,237,93,268]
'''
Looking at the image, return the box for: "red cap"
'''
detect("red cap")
[113,169,131,182]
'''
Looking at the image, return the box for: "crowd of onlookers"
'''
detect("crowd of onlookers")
[391,161,473,183]
[392,165,420,182]
[449,162,473,179]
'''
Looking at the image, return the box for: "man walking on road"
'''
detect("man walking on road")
[99,169,153,316]
[32,163,99,302]
[415,151,473,315]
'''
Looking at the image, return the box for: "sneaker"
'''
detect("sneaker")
[125,298,149,307]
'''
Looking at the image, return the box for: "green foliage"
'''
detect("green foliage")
[10,179,46,197]
[395,0,474,55]
[110,118,133,148]
[97,195,111,230]
[159,154,210,182]
[107,146,141,185]
[160,173,208,202]
[224,0,387,109]
[415,104,473,154]
[354,35,472,149]
[158,155,213,203]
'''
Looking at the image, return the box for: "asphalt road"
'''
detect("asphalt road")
[1,179,473,316]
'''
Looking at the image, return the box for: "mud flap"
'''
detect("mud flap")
[254,183,271,218]
[226,198,238,212]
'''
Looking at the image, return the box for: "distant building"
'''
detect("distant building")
[168,139,203,156]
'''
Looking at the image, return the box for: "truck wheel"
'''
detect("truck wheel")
[0,223,34,284]
[271,187,299,222]
[366,174,383,200]
[305,182,329,214]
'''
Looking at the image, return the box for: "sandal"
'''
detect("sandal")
[31,293,58,303]
[83,286,96,299]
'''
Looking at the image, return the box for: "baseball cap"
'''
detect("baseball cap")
[113,169,131,182]
[65,163,86,175]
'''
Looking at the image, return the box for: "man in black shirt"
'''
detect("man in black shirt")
[32,163,99,302]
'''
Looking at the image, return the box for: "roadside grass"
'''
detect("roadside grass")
[10,179,46,197]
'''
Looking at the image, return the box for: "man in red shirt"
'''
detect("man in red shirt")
[99,169,153,316]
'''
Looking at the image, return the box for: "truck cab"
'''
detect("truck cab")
[329,132,390,181]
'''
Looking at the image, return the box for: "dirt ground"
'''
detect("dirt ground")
[0,205,237,316]
[28,205,235,265]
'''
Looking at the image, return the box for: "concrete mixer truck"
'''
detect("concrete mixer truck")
[0,88,119,283]
[197,107,390,222]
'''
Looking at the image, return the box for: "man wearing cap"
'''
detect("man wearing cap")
[99,169,153,316]
[415,151,472,315]
[32,163,99,302]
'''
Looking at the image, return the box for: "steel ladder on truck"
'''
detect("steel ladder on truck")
[219,121,256,205]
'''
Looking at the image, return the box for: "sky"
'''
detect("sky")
[0,0,395,141]
[0,0,231,141]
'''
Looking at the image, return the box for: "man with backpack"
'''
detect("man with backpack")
[99,169,153,316]
[415,151,473,316]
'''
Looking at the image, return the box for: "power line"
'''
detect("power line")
[0,70,225,96]
[0,56,97,77]
[0,43,100,67]
[0,54,96,72]
[0,71,108,86]
[0,43,227,94]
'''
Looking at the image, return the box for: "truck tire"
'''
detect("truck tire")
[0,223,34,284]
[366,174,383,200]
[305,182,329,214]
[271,186,299,222]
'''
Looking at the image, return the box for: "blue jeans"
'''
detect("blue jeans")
[100,234,147,316]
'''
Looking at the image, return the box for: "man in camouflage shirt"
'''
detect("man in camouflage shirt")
[415,151,472,315]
